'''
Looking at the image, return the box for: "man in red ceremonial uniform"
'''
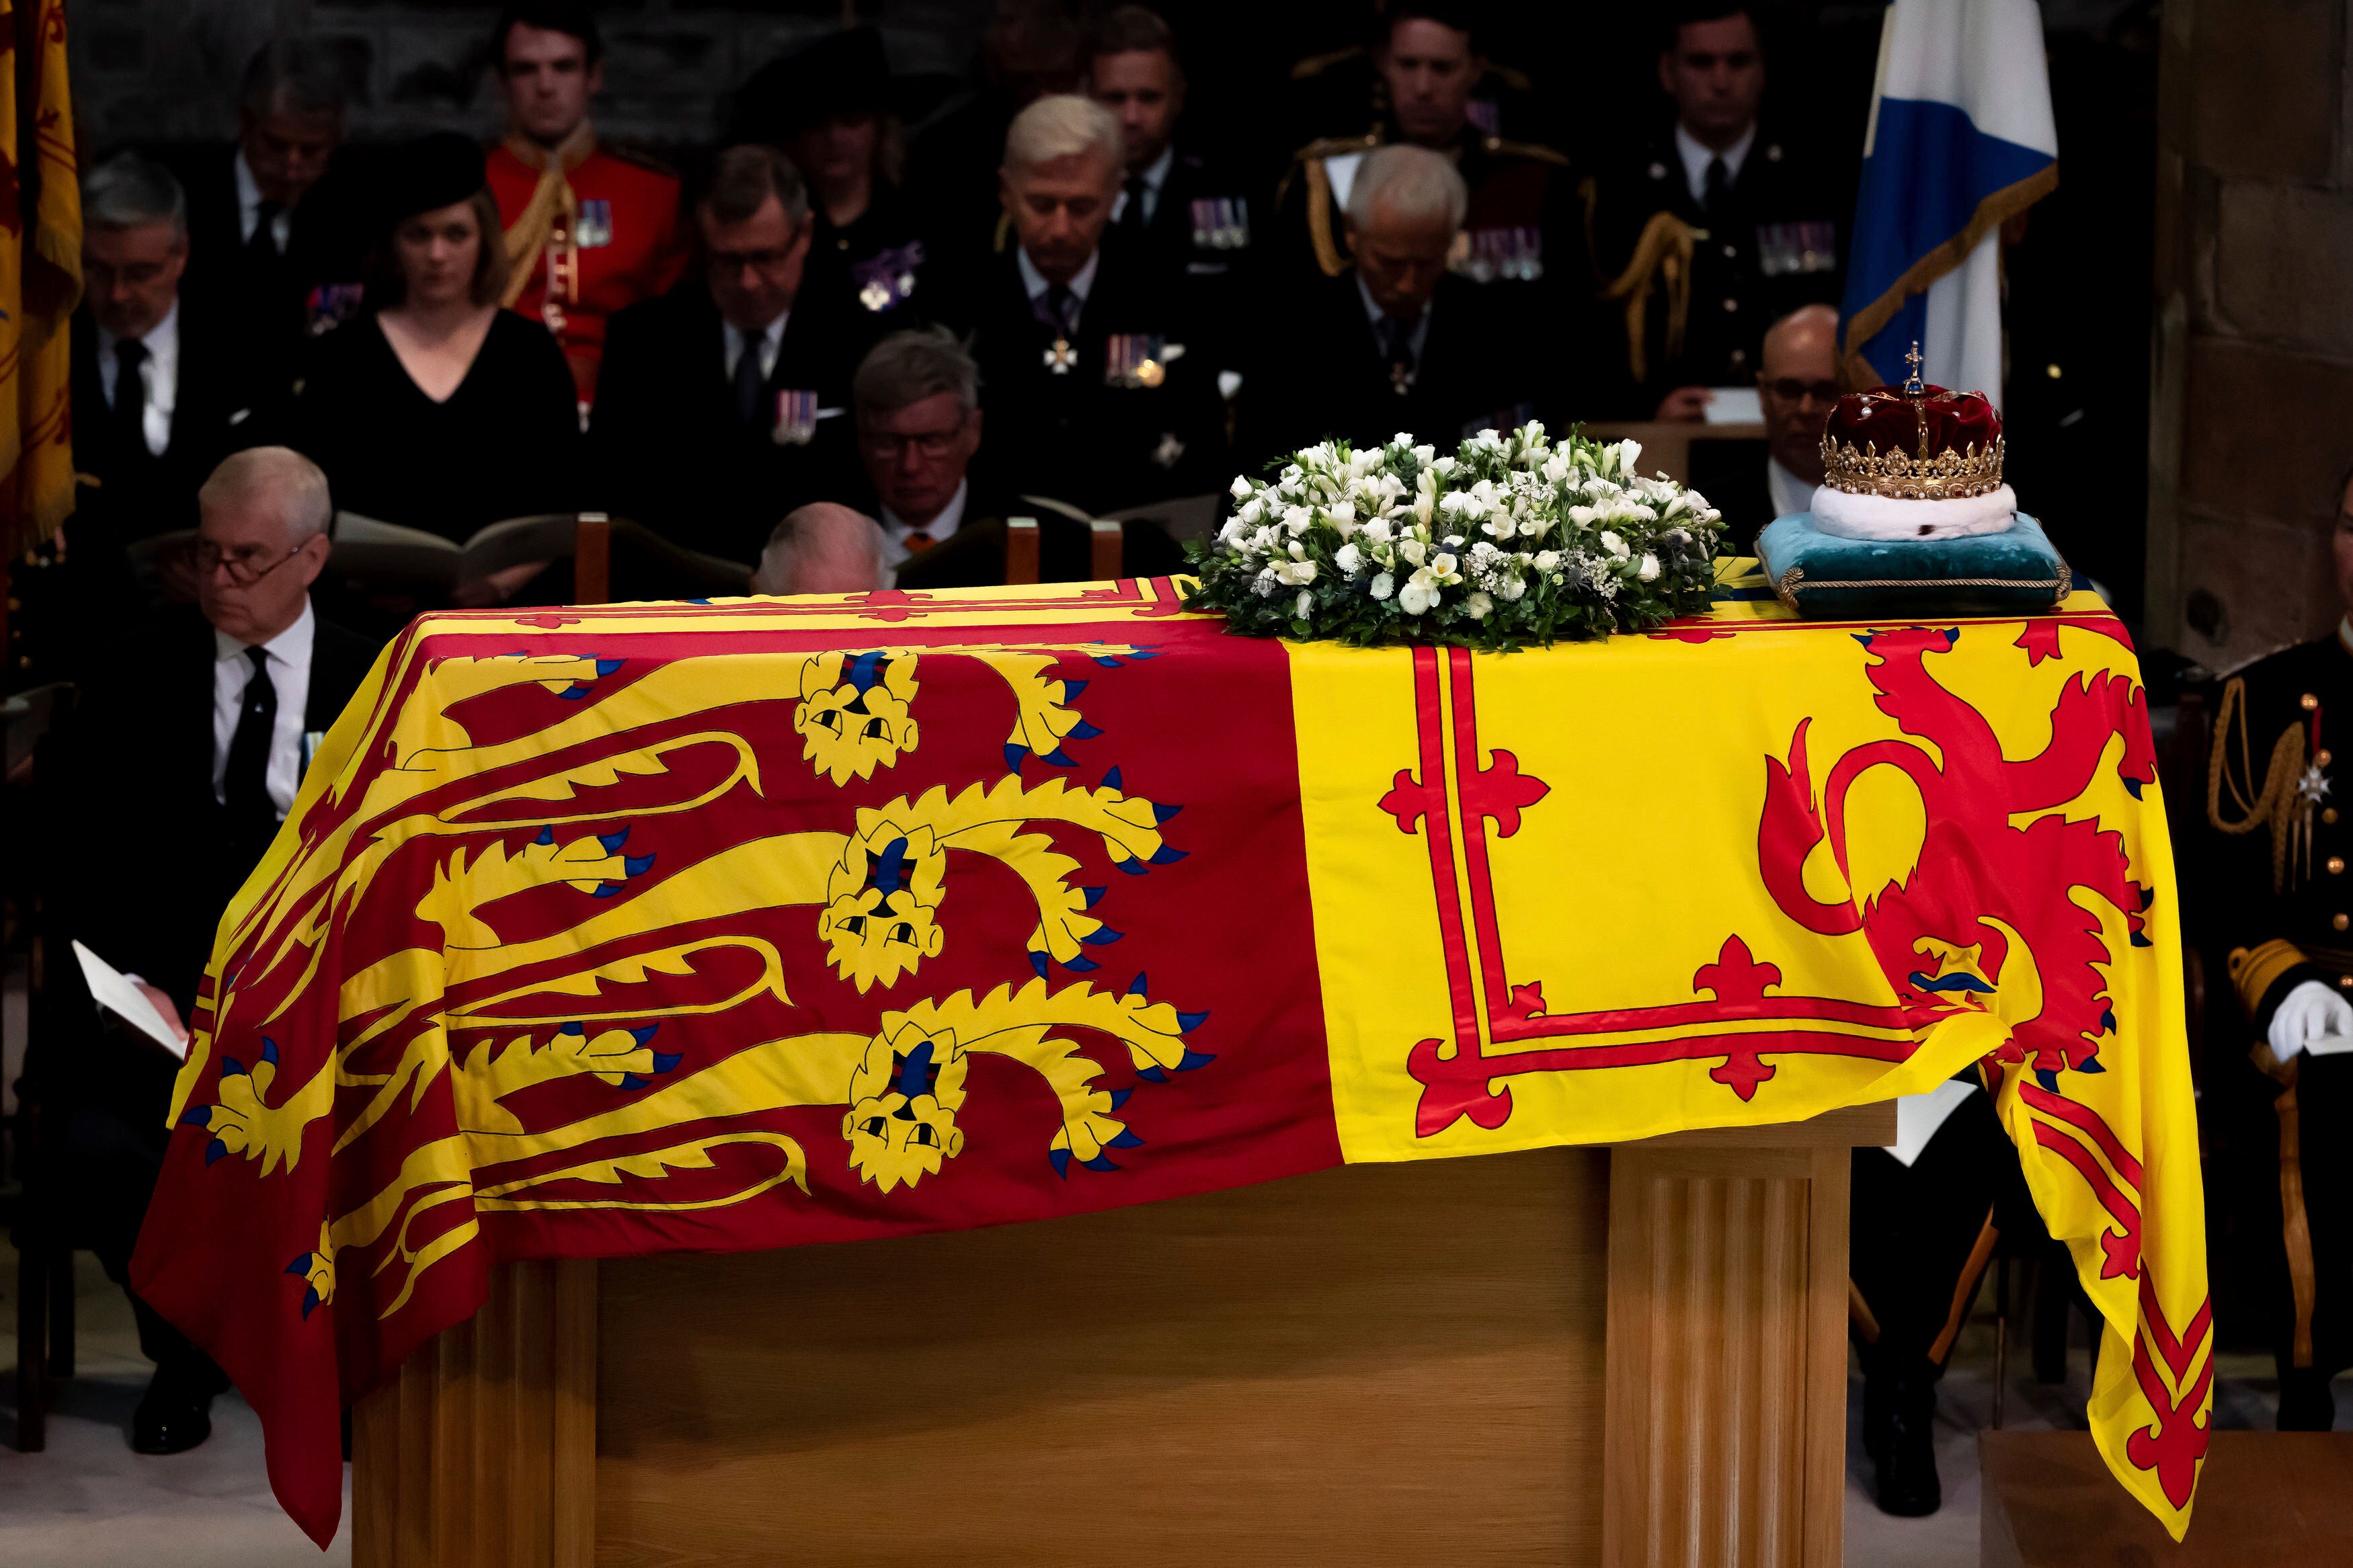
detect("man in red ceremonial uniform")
[485,1,687,408]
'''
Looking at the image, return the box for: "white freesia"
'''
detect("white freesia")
[1431,552,1458,577]
[1283,505,1312,536]
[1361,517,1393,544]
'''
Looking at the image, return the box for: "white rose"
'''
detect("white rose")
[1400,538,1427,566]
[1534,550,1561,571]
[1638,552,1661,582]
[1217,518,1248,547]
[1230,474,1254,500]
[1392,431,1416,448]
[1334,542,1363,574]
[1463,591,1494,620]
[1277,559,1317,586]
[1295,589,1314,618]
[1238,497,1265,525]
[1413,443,1437,465]
[1599,530,1630,560]
[1369,571,1396,601]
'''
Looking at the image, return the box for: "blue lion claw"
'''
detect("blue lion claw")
[1174,1009,1209,1032]
[1049,1148,1073,1178]
[623,853,657,877]
[1175,1050,1215,1072]
[1069,720,1104,739]
[598,829,631,854]
[1102,766,1123,792]
[1126,972,1149,998]
[1153,802,1183,822]
[204,1139,229,1166]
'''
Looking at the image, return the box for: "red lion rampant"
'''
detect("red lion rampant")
[1758,625,2159,1083]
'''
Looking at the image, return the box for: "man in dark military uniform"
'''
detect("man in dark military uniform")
[1082,6,1259,382]
[592,147,863,564]
[2202,464,2353,1432]
[1281,9,1546,165]
[1238,145,1556,468]
[1272,3,1581,312]
[1586,3,1848,419]
[934,93,1226,519]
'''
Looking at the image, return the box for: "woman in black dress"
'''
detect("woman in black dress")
[290,134,582,550]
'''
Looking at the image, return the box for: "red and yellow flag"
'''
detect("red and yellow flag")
[0,0,79,549]
[131,573,2207,1544]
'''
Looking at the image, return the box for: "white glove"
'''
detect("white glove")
[2269,979,2353,1061]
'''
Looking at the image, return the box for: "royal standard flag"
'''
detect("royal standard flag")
[132,575,2206,1544]
[1840,0,2058,405]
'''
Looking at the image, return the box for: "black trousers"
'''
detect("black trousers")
[1849,1086,2034,1367]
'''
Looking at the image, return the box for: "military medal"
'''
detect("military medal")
[1189,197,1250,251]
[853,243,926,313]
[575,198,613,249]
[1105,334,1170,388]
[1044,338,1076,374]
[772,389,819,446]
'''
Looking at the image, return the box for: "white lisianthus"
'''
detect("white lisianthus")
[1275,559,1317,586]
[1413,443,1437,466]
[1534,549,1561,571]
[1638,553,1661,582]
[1238,497,1265,525]
[1230,474,1254,500]
[1295,589,1314,618]
[1462,591,1494,620]
[1334,542,1363,574]
[1369,571,1395,601]
[1218,517,1248,546]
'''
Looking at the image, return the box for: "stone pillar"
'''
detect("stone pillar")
[2148,0,2353,667]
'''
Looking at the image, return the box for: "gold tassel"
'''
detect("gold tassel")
[1597,210,1695,387]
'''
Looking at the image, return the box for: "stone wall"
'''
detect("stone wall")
[2147,0,2353,669]
[69,0,991,152]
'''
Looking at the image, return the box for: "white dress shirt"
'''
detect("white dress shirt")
[212,600,314,819]
[1109,146,1176,228]
[234,151,295,253]
[881,479,970,567]
[1018,247,1100,329]
[1357,273,1433,366]
[96,300,180,458]
[1675,122,1757,207]
[723,313,788,383]
[1765,456,1812,522]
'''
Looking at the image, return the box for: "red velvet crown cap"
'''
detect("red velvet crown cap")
[1825,383,2003,458]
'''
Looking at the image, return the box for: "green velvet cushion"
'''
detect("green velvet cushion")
[1753,511,2073,619]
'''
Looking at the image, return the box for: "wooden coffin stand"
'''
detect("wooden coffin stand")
[354,1102,1892,1568]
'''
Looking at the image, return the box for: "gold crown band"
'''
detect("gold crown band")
[1817,434,2005,501]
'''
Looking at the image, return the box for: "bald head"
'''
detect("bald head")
[753,503,889,595]
[1758,304,1841,486]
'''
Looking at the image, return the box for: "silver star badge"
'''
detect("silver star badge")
[1044,337,1076,374]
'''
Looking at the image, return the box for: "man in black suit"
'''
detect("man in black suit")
[1587,3,1850,416]
[38,448,380,1455]
[850,327,1184,589]
[173,39,370,390]
[71,154,264,547]
[1082,7,1258,382]
[936,93,1226,518]
[592,143,864,564]
[1238,143,1552,468]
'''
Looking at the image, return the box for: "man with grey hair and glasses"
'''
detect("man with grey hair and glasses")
[175,38,370,366]
[1238,142,1561,466]
[593,142,864,561]
[38,446,378,1456]
[937,92,1222,522]
[71,153,266,550]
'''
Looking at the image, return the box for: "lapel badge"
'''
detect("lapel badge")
[772,388,819,446]
[1152,431,1185,469]
[1044,337,1077,374]
[854,242,926,313]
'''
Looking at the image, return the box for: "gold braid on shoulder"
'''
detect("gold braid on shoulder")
[2207,674,2310,894]
[1598,210,1694,386]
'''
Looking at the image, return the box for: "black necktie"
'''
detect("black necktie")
[734,331,767,429]
[1378,317,1417,395]
[249,200,284,260]
[1121,175,1148,233]
[225,645,279,859]
[111,337,150,454]
[1041,282,1076,336]
[1704,156,1731,214]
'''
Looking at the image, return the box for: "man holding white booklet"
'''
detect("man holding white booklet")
[36,448,378,1454]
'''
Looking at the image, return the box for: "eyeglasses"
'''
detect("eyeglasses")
[194,541,307,585]
[857,429,965,461]
[707,246,799,276]
[1763,378,1842,405]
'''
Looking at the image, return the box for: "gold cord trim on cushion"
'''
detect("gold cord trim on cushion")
[1773,565,2069,612]
[2229,939,2309,1022]
[1599,209,1693,386]
[2208,675,2310,894]
[500,122,597,311]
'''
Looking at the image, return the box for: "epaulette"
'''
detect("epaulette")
[1289,44,1363,81]
[1484,136,1570,168]
[601,141,679,179]
[1289,131,1382,167]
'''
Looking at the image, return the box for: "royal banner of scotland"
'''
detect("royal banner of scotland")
[131,573,2208,1544]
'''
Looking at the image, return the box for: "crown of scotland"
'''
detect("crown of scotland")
[1817,343,2005,501]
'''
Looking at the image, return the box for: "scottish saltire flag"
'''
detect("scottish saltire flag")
[1841,0,2058,407]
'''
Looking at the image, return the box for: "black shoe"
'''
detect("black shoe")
[130,1374,216,1455]
[1874,1360,1942,1518]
